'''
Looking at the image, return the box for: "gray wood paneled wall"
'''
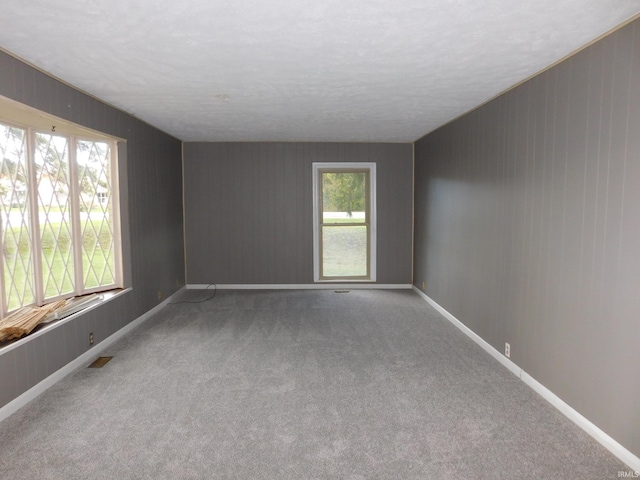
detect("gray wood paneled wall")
[183,142,413,285]
[414,20,640,457]
[0,51,184,409]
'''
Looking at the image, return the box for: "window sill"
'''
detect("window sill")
[0,288,132,355]
[314,279,376,283]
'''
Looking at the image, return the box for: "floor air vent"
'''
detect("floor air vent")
[88,357,113,368]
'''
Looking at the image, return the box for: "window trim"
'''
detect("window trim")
[312,162,377,283]
[0,105,124,318]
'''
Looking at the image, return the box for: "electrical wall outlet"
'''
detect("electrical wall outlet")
[157,290,163,300]
[89,332,94,346]
[505,342,511,358]
[422,281,426,291]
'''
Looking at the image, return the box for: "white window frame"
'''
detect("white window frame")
[312,162,376,282]
[0,102,123,318]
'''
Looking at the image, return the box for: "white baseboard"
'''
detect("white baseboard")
[412,286,522,378]
[187,283,413,290]
[412,286,640,473]
[0,287,186,424]
[519,371,640,473]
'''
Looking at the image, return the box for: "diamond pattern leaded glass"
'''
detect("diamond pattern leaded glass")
[35,132,74,299]
[0,118,119,317]
[77,140,115,288]
[0,123,35,311]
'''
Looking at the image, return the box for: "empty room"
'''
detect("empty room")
[1,1,639,478]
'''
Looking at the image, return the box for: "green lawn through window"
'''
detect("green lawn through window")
[3,219,113,311]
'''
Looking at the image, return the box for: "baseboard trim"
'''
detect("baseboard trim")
[519,371,640,472]
[412,286,522,378]
[412,286,640,473]
[187,283,413,290]
[0,287,186,424]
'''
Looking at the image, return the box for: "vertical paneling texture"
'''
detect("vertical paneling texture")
[414,20,640,457]
[0,51,184,408]
[183,142,413,285]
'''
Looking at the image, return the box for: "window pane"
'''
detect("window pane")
[35,132,74,298]
[0,124,35,310]
[322,225,367,277]
[322,172,366,224]
[77,140,115,288]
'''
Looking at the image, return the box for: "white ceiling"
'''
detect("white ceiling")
[1,1,639,143]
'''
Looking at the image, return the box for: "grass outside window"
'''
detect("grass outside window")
[3,216,115,311]
[1,108,122,318]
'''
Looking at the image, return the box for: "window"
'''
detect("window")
[0,103,122,318]
[312,162,376,282]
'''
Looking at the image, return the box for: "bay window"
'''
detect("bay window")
[0,109,122,319]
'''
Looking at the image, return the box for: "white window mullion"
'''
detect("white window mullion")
[110,141,123,286]
[369,165,377,282]
[0,122,9,316]
[68,136,84,296]
[26,128,45,305]
[0,221,6,319]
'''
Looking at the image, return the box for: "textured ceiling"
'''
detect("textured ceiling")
[1,1,639,142]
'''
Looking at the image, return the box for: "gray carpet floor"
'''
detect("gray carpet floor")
[0,289,630,479]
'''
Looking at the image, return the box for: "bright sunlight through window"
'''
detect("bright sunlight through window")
[0,108,122,318]
[313,163,376,282]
